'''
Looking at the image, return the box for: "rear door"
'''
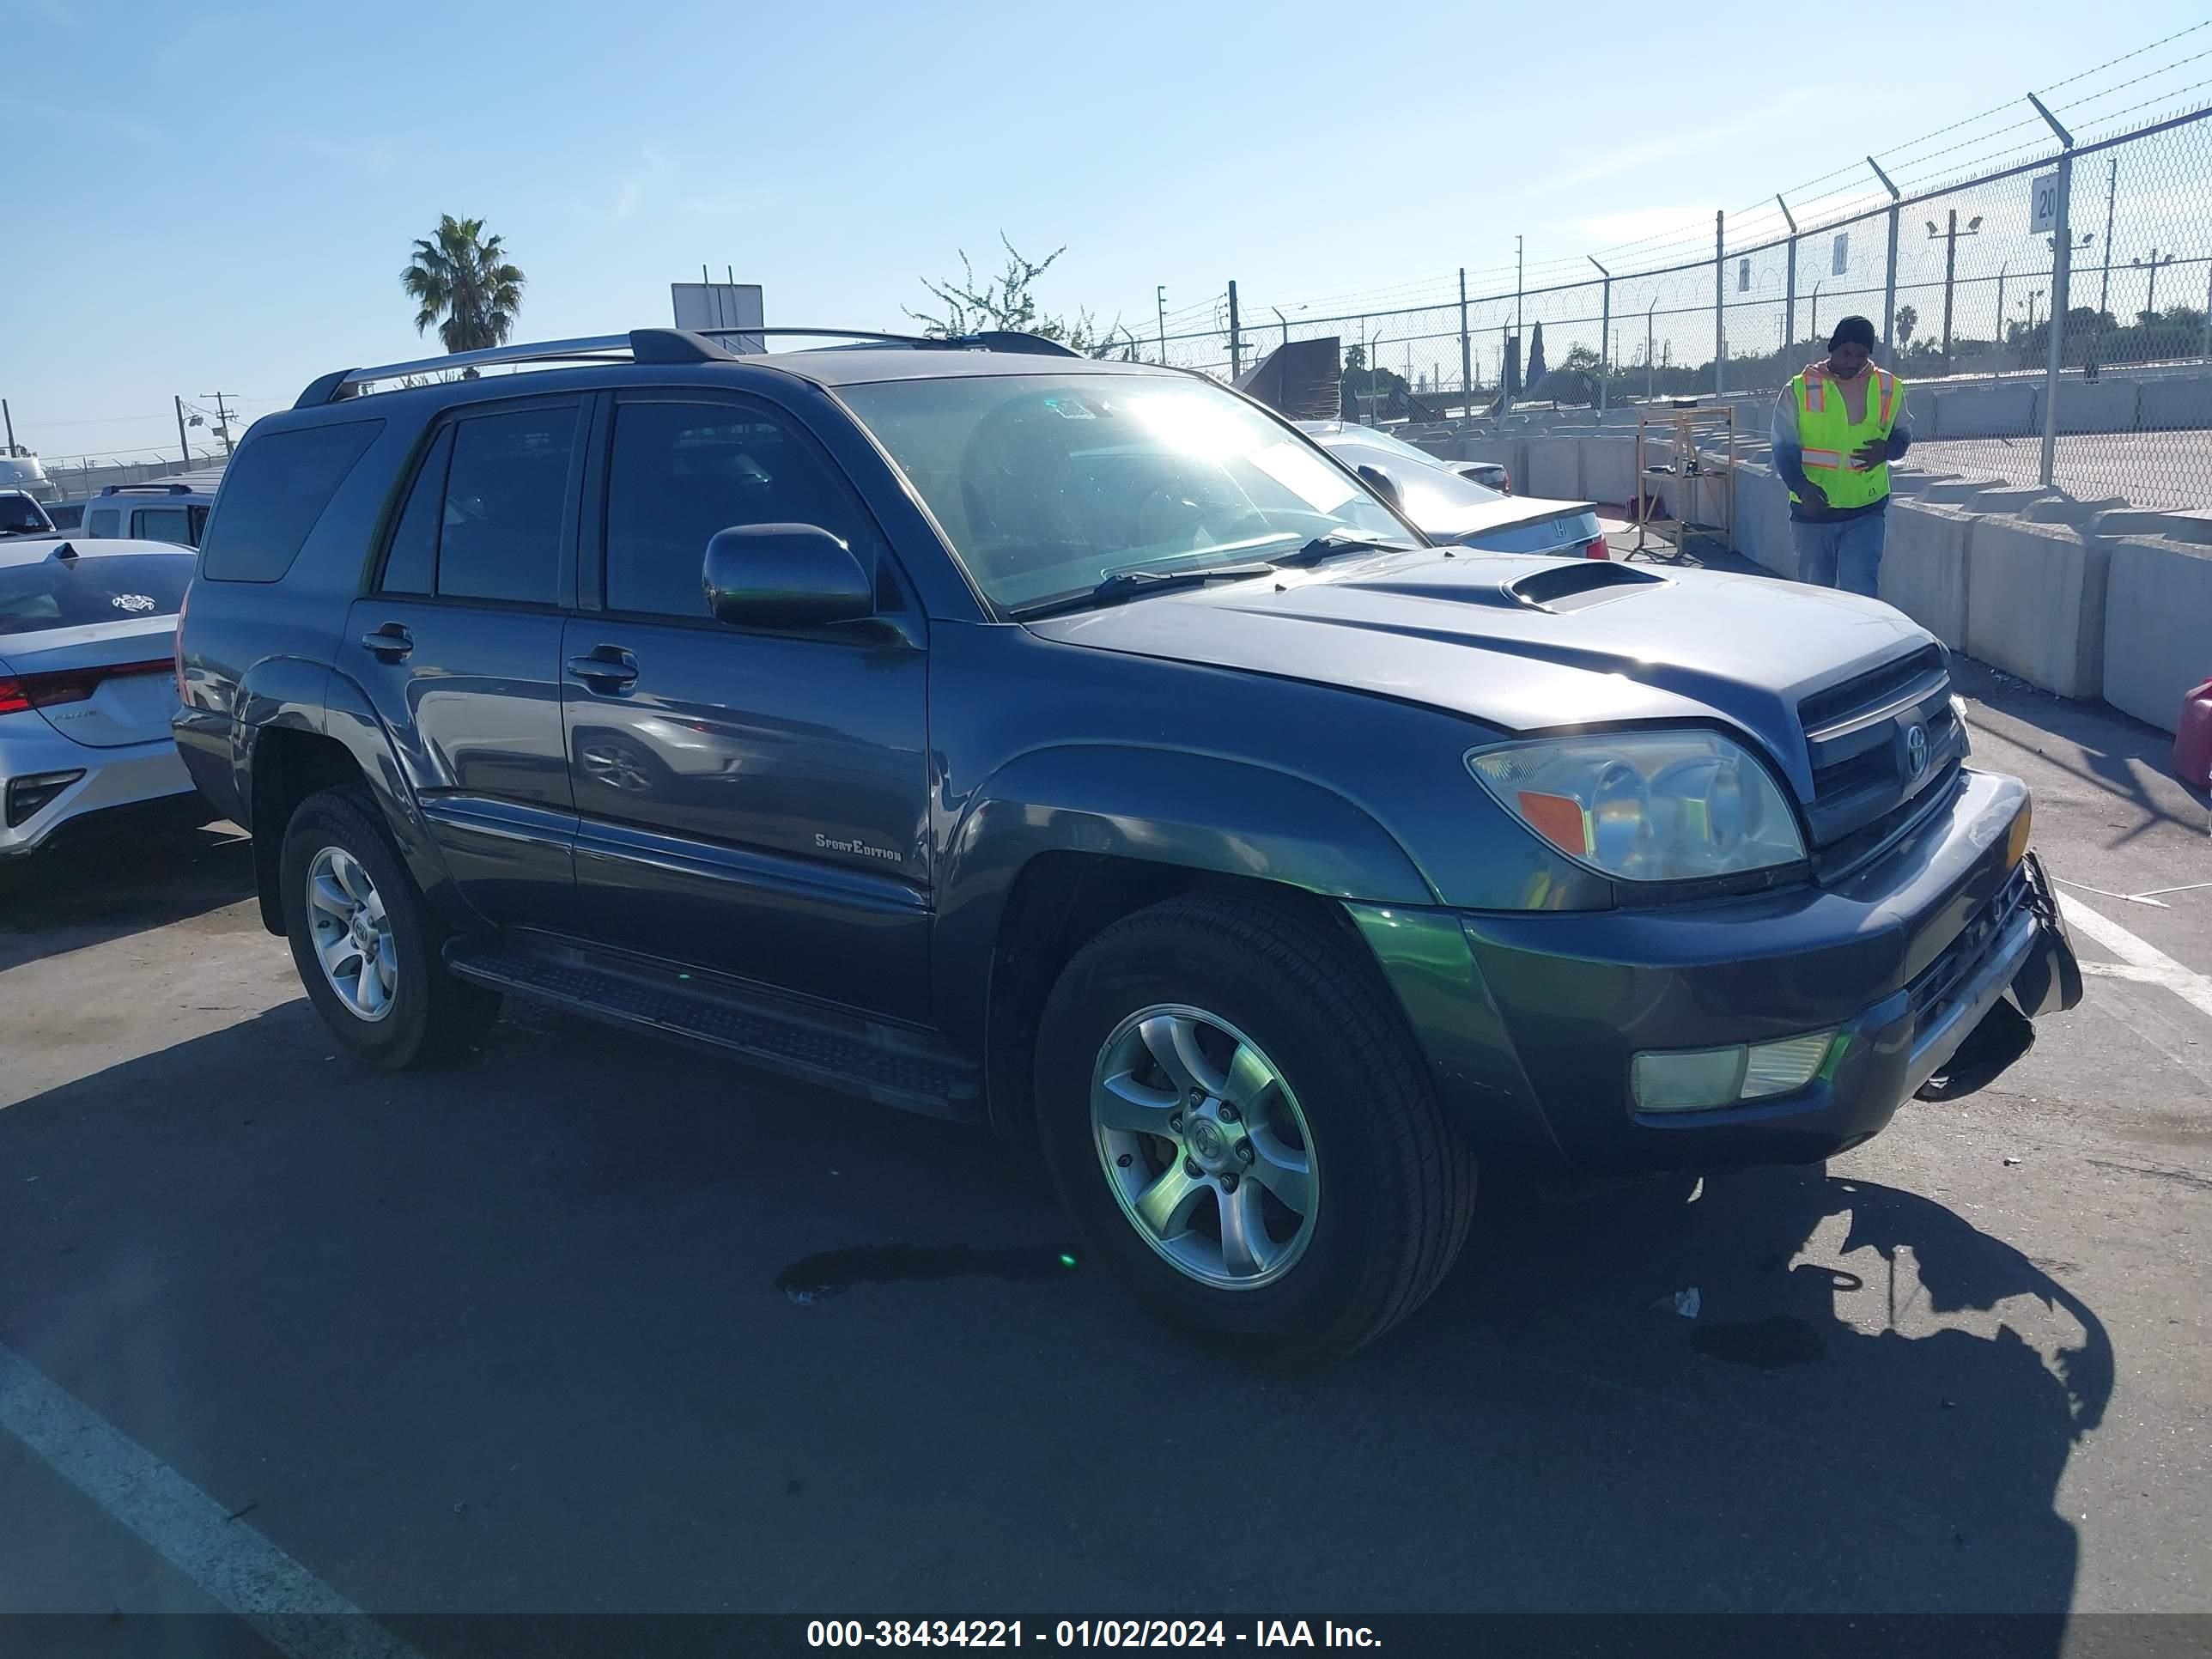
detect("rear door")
[559,388,932,1018]
[339,398,584,932]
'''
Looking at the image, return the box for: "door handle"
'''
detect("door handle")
[565,648,638,689]
[360,625,413,660]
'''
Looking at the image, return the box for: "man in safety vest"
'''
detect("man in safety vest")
[1771,315,1914,597]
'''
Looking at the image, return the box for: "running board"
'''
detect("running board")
[443,937,982,1123]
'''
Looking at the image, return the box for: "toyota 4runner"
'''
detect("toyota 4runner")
[174,326,2081,1357]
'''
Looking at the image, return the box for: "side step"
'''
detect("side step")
[444,936,983,1123]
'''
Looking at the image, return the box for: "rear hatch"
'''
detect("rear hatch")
[0,545,193,747]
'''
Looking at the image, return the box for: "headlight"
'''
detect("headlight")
[1468,730,1806,883]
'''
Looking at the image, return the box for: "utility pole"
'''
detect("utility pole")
[1155,287,1167,367]
[1811,282,1823,352]
[202,392,239,455]
[1,398,14,457]
[1929,209,1982,374]
[1458,268,1473,418]
[1227,281,1243,380]
[1273,307,1288,349]
[2027,92,2075,488]
[2096,155,2118,364]
[1589,256,1611,413]
[1777,194,1799,353]
[1995,264,2009,375]
[1645,299,1656,401]
[1713,211,1726,398]
[1869,155,1902,369]
[1510,234,1523,412]
[174,395,191,466]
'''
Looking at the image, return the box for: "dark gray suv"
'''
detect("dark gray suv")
[173,326,2081,1357]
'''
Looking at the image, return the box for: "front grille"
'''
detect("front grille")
[1908,864,2033,1030]
[1798,645,1960,848]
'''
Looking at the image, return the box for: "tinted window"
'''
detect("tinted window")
[378,427,453,597]
[0,551,194,636]
[603,401,873,618]
[88,508,120,538]
[198,420,383,582]
[435,406,578,605]
[0,495,51,535]
[132,507,192,544]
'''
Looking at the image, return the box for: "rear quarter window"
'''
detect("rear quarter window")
[198,420,384,582]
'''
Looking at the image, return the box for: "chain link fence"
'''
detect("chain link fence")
[1119,102,2212,514]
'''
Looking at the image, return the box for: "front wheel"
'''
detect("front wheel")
[279,787,500,1068]
[1034,894,1475,1358]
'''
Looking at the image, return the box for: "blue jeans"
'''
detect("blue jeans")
[1790,511,1886,597]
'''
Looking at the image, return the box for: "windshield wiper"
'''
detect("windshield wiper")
[1270,532,1421,567]
[1011,562,1278,620]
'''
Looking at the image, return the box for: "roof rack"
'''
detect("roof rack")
[296,326,1085,408]
[100,481,200,496]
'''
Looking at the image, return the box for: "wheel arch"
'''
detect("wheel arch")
[935,745,1437,1138]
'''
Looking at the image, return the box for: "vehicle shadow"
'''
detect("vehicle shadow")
[0,816,252,973]
[0,1008,2112,1632]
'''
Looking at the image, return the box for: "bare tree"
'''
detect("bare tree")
[908,235,1132,357]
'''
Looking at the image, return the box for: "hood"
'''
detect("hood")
[1023,549,1934,799]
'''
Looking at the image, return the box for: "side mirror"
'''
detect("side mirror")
[1357,463,1402,510]
[702,524,874,631]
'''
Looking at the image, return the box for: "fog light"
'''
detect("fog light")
[1632,1030,1837,1112]
[5,770,84,828]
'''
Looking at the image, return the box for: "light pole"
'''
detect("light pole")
[1926,210,1983,374]
[2023,289,2045,368]
[1272,307,1288,349]
[1645,298,1657,401]
[1995,264,2009,374]
[1810,282,1823,352]
[2132,249,2176,319]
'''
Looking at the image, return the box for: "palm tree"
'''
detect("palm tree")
[400,216,526,354]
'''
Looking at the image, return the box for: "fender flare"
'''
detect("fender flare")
[932,744,1437,1050]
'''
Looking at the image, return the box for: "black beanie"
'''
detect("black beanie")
[1829,315,1878,349]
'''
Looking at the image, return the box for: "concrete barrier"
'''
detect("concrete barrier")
[1454,434,1525,485]
[1733,464,1796,578]
[1878,501,1976,649]
[2101,537,2212,734]
[1523,436,1582,501]
[1578,436,1639,507]
[2136,376,2212,433]
[2051,378,2140,435]
[1964,518,2111,699]
[2095,508,2212,544]
[1933,384,2039,438]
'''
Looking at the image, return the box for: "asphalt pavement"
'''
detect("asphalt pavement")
[1,674,2207,1651]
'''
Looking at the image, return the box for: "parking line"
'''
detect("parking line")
[2061,894,2212,1022]
[0,1343,423,1659]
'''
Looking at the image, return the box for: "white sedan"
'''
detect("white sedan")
[0,535,200,860]
[1299,421,1617,557]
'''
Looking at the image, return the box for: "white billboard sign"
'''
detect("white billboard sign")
[672,282,764,353]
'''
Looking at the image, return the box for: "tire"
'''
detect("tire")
[1034,893,1475,1359]
[279,786,500,1069]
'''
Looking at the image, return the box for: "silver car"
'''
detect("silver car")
[1299,421,1612,557]
[0,537,198,858]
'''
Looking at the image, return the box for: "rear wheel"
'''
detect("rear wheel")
[1035,893,1474,1358]
[279,787,499,1068]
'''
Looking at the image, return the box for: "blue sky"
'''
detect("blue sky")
[8,0,2210,461]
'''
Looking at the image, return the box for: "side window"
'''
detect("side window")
[188,505,210,545]
[433,405,579,606]
[603,400,876,620]
[199,419,382,582]
[377,427,454,596]
[88,508,120,538]
[132,507,191,544]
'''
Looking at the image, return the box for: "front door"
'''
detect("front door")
[560,390,932,1021]
[338,398,585,931]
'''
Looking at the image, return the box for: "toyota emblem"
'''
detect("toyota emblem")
[1905,721,1930,779]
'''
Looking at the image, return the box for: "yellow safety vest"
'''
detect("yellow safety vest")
[1789,363,1904,510]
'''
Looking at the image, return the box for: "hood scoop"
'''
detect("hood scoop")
[1505,561,1666,612]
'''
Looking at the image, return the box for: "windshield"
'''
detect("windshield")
[0,550,193,636]
[839,375,1411,611]
[0,495,54,536]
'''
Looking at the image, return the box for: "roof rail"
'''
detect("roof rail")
[100,481,197,495]
[295,325,1091,407]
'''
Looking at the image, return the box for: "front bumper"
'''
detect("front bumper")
[1352,768,2080,1176]
[0,724,195,859]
